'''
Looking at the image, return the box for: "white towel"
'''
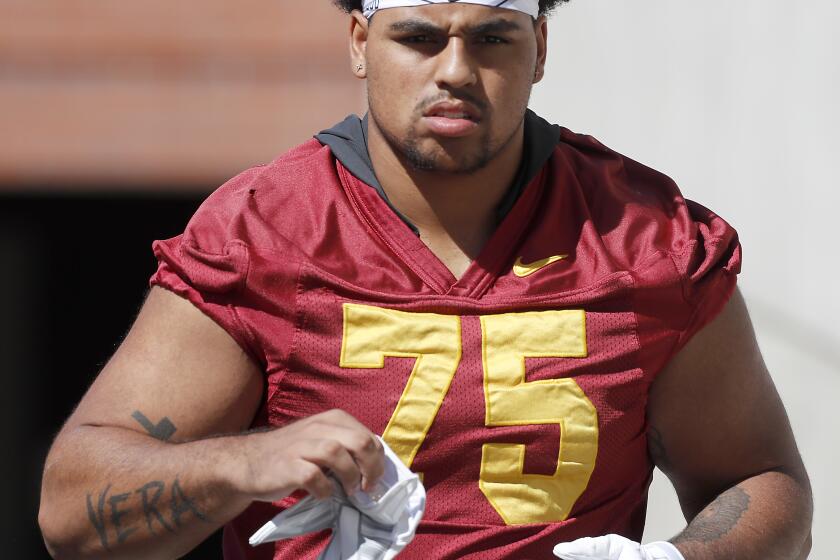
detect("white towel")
[249,438,425,560]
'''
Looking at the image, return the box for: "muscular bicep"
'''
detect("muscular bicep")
[647,288,805,519]
[63,286,263,442]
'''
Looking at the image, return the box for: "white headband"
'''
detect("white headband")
[363,0,540,20]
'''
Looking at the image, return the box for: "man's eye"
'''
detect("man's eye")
[481,36,508,45]
[403,35,432,43]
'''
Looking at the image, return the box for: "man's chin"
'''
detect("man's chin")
[407,156,491,175]
[403,145,492,175]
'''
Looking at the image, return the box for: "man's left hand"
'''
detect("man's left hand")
[553,534,684,560]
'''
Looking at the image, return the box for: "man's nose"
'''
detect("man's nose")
[433,38,478,90]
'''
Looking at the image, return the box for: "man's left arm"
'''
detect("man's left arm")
[647,288,812,559]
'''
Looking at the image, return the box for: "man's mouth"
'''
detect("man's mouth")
[422,101,482,138]
[427,110,475,121]
[424,101,480,122]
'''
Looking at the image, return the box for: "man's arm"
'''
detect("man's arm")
[39,287,384,560]
[648,288,813,559]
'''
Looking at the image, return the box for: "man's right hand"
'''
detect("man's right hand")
[39,288,384,560]
[240,409,386,502]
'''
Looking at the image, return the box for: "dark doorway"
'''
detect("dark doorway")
[1,192,224,558]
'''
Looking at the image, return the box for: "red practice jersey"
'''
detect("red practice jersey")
[151,126,740,559]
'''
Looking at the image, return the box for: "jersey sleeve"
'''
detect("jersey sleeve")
[671,199,742,349]
[149,168,266,367]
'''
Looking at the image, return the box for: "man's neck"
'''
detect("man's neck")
[367,119,525,276]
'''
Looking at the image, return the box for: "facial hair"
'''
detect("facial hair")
[369,91,521,175]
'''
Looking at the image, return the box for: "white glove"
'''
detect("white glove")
[249,437,425,560]
[554,534,685,560]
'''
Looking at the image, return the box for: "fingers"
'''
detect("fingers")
[291,460,335,500]
[303,411,385,493]
[338,428,384,493]
[301,439,362,495]
[254,410,384,501]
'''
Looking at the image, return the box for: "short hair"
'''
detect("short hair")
[331,0,570,17]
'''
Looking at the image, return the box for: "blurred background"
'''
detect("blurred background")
[1,0,836,557]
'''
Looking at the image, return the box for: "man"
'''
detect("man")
[38,1,812,558]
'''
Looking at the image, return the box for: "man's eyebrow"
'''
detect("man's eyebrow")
[387,17,523,36]
[465,18,523,36]
[388,18,445,35]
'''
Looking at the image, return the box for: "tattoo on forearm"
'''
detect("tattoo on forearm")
[86,484,111,551]
[109,490,138,544]
[132,410,177,441]
[136,481,174,534]
[673,485,752,545]
[85,476,207,550]
[171,476,209,526]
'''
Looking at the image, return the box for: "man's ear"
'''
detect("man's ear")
[350,10,369,79]
[533,16,548,84]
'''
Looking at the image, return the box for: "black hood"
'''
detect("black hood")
[316,109,561,235]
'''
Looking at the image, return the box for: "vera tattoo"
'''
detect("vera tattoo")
[85,477,207,549]
[86,484,112,551]
[136,481,174,534]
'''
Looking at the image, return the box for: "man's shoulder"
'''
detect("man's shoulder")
[212,137,334,202]
[543,125,738,276]
[522,111,686,221]
[176,137,342,254]
[554,126,683,210]
[203,137,341,212]
[548,126,689,242]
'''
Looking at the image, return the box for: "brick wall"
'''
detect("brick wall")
[0,0,364,190]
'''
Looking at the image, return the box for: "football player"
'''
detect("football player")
[38,1,812,559]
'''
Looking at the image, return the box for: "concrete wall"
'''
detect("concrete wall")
[531,1,839,556]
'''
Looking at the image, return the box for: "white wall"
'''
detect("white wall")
[531,1,840,557]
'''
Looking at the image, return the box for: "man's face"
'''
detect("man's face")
[358,5,546,174]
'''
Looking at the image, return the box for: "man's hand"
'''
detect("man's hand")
[553,534,684,560]
[240,409,385,502]
[38,288,385,560]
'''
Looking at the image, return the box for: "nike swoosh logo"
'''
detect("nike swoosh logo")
[513,255,569,277]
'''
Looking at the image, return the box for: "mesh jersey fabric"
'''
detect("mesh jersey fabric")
[150,117,741,559]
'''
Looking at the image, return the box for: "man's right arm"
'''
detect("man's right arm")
[39,286,384,560]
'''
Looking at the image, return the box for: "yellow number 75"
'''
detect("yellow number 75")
[340,303,598,525]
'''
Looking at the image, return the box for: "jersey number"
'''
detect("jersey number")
[339,303,598,525]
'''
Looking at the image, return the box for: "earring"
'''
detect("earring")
[356,63,364,73]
